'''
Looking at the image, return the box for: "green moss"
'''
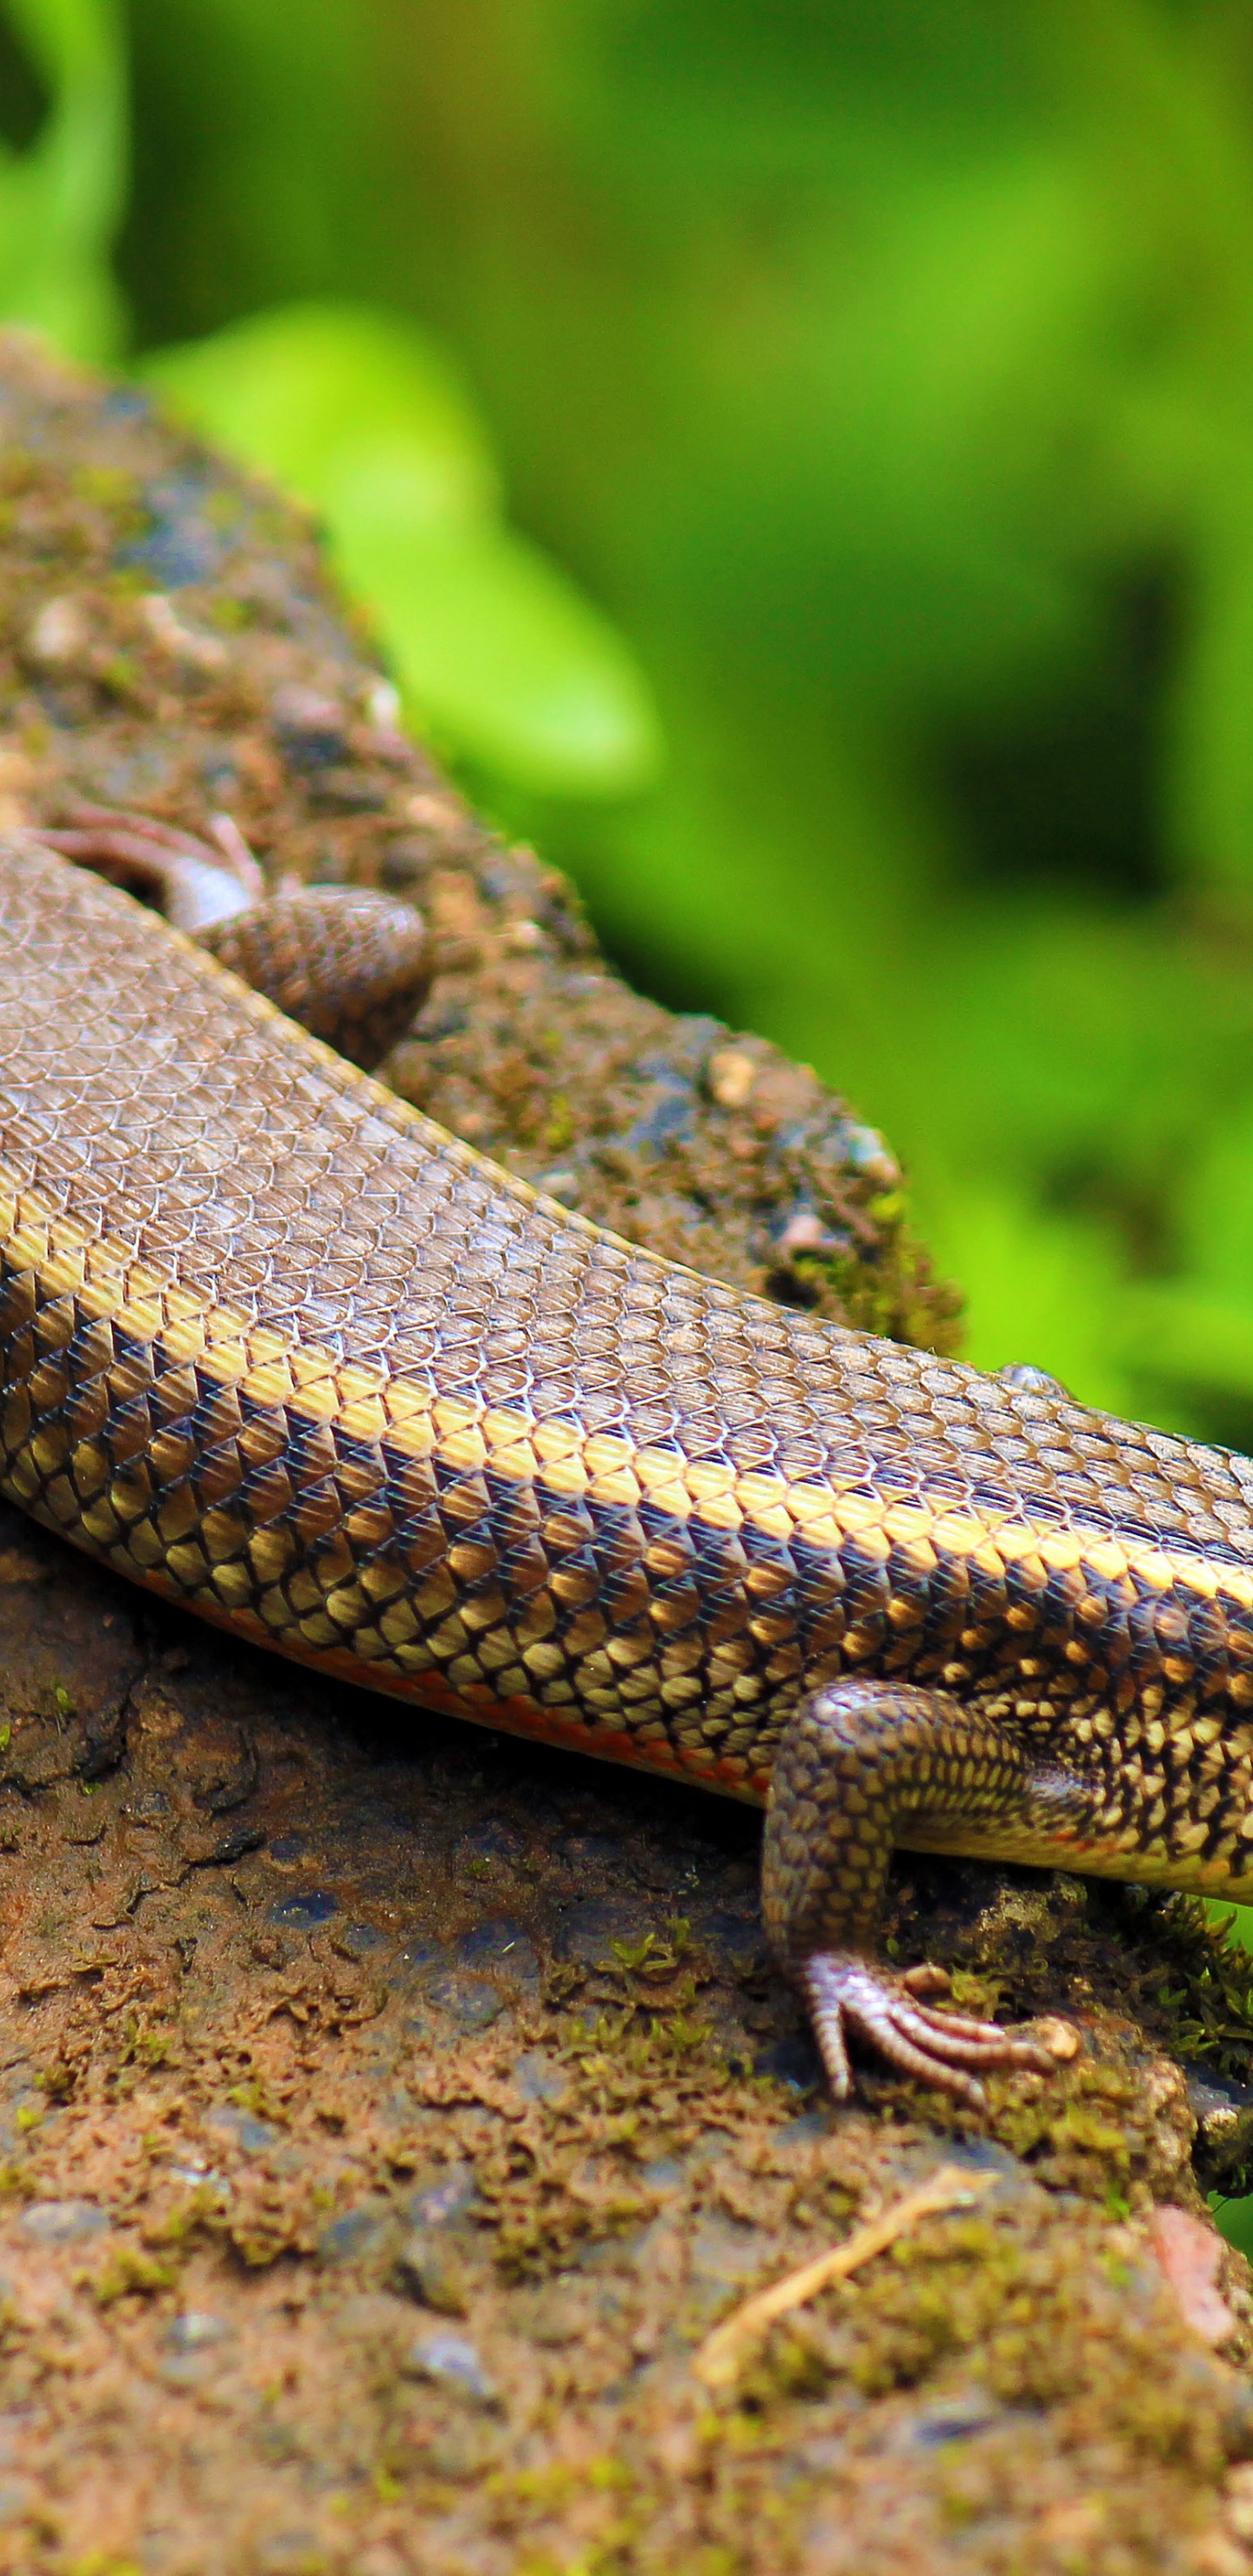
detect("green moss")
[542,1093,575,1154]
[1135,1895,1253,2073]
[94,2247,176,2305]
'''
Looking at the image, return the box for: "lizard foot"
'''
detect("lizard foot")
[35,802,267,929]
[802,1951,1055,2110]
[34,804,428,1064]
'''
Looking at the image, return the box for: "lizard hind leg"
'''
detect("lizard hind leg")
[198,887,429,1066]
[762,1678,1070,2108]
[33,806,429,1068]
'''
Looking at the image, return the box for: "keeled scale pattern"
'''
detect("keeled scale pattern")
[4,839,1253,1879]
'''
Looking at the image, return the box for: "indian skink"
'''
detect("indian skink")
[3,825,1253,2104]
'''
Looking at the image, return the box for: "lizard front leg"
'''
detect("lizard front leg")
[763,1679,1091,2106]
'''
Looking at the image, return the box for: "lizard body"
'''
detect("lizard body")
[3,831,1250,2100]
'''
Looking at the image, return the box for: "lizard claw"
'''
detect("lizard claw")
[802,1951,1055,2110]
[34,802,266,932]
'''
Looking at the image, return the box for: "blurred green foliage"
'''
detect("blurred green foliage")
[0,0,123,358]
[12,0,1253,1445]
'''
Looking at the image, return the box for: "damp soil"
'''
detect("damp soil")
[0,333,1248,2575]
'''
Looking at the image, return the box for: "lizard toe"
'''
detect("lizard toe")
[802,1952,1053,2110]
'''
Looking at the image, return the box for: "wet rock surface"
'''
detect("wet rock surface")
[0,338,1248,2572]
[0,1511,1248,2576]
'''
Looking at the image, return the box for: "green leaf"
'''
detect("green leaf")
[1211,2190,1253,2258]
[139,300,499,530]
[139,299,663,798]
[0,0,127,359]
[338,514,660,796]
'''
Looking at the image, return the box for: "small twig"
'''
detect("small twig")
[692,2161,998,2392]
